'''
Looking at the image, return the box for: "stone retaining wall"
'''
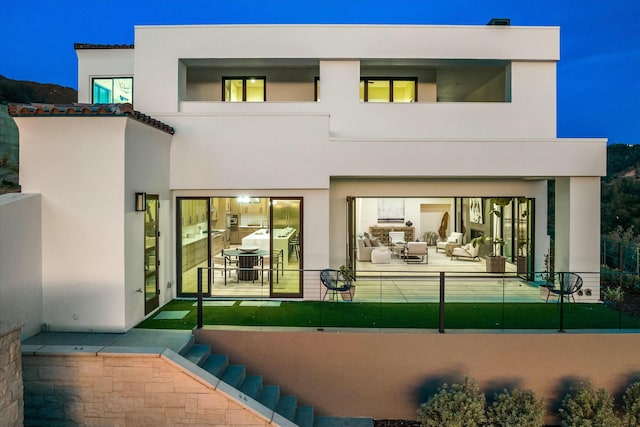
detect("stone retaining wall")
[22,350,271,426]
[0,323,23,427]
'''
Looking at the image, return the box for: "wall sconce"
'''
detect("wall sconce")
[135,192,147,212]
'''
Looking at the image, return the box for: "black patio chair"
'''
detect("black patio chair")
[545,272,583,303]
[320,268,353,302]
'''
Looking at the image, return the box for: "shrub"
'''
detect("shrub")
[416,376,486,427]
[559,382,621,427]
[623,381,640,426]
[487,388,544,427]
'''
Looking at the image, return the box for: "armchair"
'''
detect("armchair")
[451,243,480,261]
[436,232,463,253]
[404,242,428,263]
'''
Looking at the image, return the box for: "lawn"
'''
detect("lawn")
[136,299,640,331]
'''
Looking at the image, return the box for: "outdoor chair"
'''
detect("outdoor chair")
[320,268,354,302]
[544,272,583,303]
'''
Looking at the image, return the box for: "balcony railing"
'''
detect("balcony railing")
[184,267,640,332]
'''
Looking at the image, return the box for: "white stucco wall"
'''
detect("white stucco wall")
[124,120,172,329]
[0,193,42,339]
[133,24,558,112]
[16,116,127,332]
[76,49,135,104]
[15,115,174,331]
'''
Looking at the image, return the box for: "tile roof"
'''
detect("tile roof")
[8,103,175,135]
[74,43,134,49]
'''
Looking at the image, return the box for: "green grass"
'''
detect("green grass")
[135,300,640,331]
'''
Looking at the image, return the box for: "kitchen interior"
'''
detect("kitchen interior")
[179,197,301,297]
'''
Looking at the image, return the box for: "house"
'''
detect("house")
[4,22,606,336]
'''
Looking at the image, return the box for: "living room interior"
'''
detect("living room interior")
[353,196,530,275]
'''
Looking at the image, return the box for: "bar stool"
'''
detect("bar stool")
[289,234,300,261]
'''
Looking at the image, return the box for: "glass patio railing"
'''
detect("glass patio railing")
[185,267,640,332]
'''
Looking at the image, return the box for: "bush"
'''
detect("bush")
[417,376,486,427]
[487,388,545,427]
[623,381,640,426]
[559,382,621,427]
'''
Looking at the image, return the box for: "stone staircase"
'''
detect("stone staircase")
[181,339,373,427]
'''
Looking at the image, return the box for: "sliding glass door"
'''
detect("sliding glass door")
[270,198,303,297]
[177,198,211,297]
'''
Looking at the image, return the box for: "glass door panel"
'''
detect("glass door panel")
[144,195,159,314]
[270,198,302,297]
[177,198,211,296]
[347,196,357,275]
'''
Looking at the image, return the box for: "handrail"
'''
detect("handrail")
[190,267,640,332]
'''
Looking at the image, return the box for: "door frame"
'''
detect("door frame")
[176,197,212,297]
[269,197,304,298]
[144,194,160,314]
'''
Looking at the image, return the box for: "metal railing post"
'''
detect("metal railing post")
[439,271,445,333]
[558,272,565,333]
[197,267,203,329]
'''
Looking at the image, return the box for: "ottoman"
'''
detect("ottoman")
[371,248,391,264]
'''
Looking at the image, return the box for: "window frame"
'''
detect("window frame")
[91,76,134,104]
[222,76,266,102]
[360,77,418,103]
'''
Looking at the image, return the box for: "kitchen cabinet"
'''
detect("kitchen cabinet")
[229,198,239,214]
[238,227,255,240]
[230,230,240,245]
[181,237,207,270]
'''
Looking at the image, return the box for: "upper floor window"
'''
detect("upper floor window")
[92,77,133,104]
[360,78,417,103]
[223,77,265,102]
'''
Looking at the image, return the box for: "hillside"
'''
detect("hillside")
[0,76,78,193]
[0,75,77,104]
[601,144,640,236]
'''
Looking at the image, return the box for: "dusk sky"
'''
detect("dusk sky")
[1,0,638,144]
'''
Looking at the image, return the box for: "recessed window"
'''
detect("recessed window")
[223,77,265,102]
[360,78,417,103]
[92,77,133,104]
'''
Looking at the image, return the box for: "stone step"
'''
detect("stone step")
[183,344,210,366]
[258,384,280,410]
[201,354,229,377]
[239,375,263,399]
[221,364,246,387]
[295,405,314,427]
[276,395,297,422]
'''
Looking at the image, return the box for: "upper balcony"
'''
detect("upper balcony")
[177,58,554,139]
[180,59,509,105]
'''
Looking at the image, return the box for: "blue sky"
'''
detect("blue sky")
[1,0,638,144]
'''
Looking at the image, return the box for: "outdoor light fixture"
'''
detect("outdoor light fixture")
[487,18,511,26]
[135,192,147,212]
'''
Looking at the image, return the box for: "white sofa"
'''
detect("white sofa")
[357,237,384,261]
[436,232,463,253]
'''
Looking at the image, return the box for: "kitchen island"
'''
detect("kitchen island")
[241,227,296,267]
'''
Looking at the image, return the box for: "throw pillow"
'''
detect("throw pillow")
[371,238,381,247]
[363,238,372,247]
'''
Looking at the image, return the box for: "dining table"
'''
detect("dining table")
[222,248,269,282]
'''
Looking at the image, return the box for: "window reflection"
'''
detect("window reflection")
[92,77,133,104]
